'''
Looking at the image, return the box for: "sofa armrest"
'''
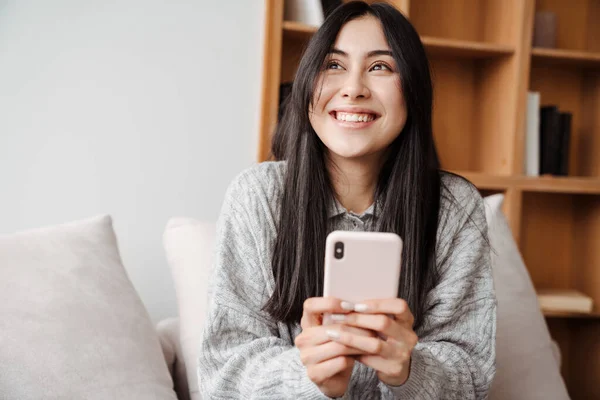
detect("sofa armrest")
[157,317,190,400]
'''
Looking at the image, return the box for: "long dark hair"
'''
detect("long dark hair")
[264,1,441,330]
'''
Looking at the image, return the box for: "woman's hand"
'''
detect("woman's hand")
[295,297,377,398]
[324,298,418,387]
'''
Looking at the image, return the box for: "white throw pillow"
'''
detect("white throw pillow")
[0,215,177,400]
[163,218,216,400]
[484,194,569,400]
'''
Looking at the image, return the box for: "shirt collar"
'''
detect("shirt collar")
[327,197,378,219]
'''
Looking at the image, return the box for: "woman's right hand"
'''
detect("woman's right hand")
[295,297,376,398]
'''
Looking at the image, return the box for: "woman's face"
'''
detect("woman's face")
[309,16,407,162]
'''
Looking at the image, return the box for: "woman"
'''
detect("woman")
[198,2,496,399]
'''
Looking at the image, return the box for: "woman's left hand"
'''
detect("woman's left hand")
[325,298,418,387]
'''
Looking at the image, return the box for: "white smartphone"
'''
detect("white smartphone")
[323,230,403,323]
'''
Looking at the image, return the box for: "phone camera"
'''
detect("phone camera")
[334,242,344,259]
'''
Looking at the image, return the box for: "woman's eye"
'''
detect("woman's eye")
[326,61,342,70]
[371,63,391,71]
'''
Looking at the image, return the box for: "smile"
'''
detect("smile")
[335,111,376,122]
[330,111,379,128]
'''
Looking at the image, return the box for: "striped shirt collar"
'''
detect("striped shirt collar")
[328,197,378,219]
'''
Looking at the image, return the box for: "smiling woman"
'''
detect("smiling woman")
[198,2,496,399]
[309,19,407,161]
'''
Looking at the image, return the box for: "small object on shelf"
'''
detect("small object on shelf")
[557,112,572,176]
[533,11,557,48]
[539,105,561,175]
[537,289,594,314]
[284,0,324,27]
[538,106,572,176]
[524,92,540,176]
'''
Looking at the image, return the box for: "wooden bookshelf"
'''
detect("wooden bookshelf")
[449,173,600,194]
[452,172,514,191]
[544,309,600,319]
[282,20,317,37]
[282,22,515,59]
[532,47,600,67]
[259,1,600,398]
[421,37,514,58]
[518,176,600,194]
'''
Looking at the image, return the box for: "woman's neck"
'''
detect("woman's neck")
[327,152,383,215]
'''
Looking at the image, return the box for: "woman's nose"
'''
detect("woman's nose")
[341,72,370,99]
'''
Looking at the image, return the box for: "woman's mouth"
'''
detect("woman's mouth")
[330,111,379,128]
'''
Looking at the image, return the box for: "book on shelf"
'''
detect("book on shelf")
[538,104,572,176]
[537,289,594,313]
[524,92,540,176]
[558,112,572,176]
[540,105,561,175]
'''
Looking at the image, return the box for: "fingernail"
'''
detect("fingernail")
[341,301,355,310]
[330,313,346,322]
[354,303,369,312]
[326,329,340,340]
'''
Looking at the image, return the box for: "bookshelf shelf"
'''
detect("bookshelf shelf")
[282,22,515,59]
[532,47,600,68]
[451,173,600,195]
[451,172,513,190]
[518,176,600,195]
[544,310,600,319]
[282,20,317,38]
[422,37,514,58]
[263,1,600,398]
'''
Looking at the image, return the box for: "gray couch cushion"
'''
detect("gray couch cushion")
[485,194,569,400]
[0,215,177,400]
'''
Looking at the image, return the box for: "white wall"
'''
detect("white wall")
[0,1,264,321]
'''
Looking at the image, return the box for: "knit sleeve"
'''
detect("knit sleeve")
[197,171,330,400]
[380,179,497,399]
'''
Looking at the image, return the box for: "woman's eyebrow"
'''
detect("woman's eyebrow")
[328,48,393,58]
[328,48,348,56]
[366,50,393,58]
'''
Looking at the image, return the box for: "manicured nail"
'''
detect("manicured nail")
[341,301,355,310]
[326,329,341,340]
[330,313,346,322]
[354,303,369,312]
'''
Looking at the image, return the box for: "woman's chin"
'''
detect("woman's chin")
[326,146,376,161]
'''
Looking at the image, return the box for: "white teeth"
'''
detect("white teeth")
[335,112,375,122]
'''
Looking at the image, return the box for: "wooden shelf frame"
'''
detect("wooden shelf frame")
[282,20,318,37]
[450,172,600,195]
[544,310,600,319]
[282,21,515,59]
[518,176,600,194]
[532,47,600,67]
[422,36,514,58]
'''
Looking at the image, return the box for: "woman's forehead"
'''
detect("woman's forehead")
[333,16,390,56]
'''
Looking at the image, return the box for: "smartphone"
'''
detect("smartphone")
[323,230,403,324]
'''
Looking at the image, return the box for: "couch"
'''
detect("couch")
[0,194,570,399]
